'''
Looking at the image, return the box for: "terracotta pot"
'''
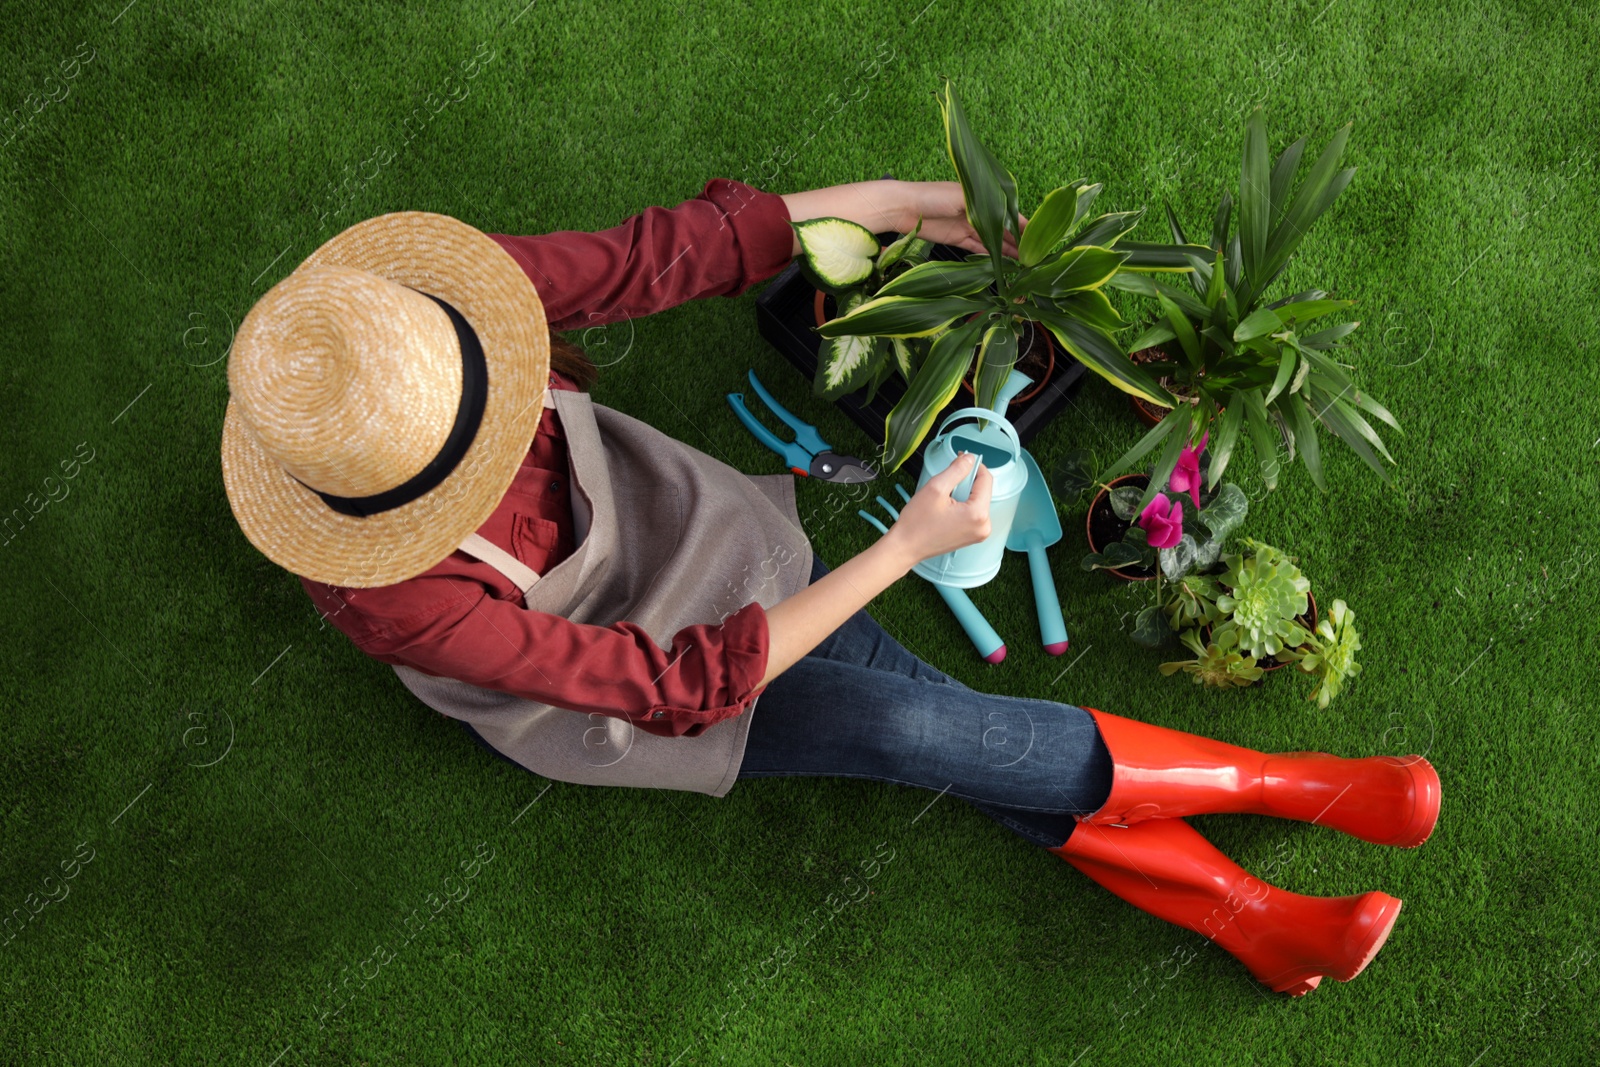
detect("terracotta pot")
[1129,346,1208,428]
[812,288,833,328]
[812,290,1054,412]
[1084,473,1157,582]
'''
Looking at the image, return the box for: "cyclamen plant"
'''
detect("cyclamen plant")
[1081,433,1250,648]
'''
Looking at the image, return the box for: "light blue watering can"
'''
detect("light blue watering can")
[859,370,1068,661]
[910,381,1032,588]
[912,369,1070,658]
[907,371,1035,661]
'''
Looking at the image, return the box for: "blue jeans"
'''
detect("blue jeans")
[456,554,1113,849]
[737,553,1112,849]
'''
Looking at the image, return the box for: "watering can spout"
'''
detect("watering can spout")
[990,368,1034,413]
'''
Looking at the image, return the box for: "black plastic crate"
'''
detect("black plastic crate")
[754,231,1085,482]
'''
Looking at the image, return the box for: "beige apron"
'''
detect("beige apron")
[393,387,814,797]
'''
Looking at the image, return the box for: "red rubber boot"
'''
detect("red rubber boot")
[1080,707,1441,848]
[1052,817,1403,996]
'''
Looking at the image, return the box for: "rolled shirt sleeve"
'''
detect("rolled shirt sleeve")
[486,178,795,330]
[303,576,773,738]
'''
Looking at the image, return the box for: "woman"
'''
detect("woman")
[220,177,1440,997]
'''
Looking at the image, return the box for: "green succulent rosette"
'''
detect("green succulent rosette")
[1215,543,1311,659]
[1299,598,1363,708]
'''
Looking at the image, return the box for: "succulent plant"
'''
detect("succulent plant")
[1215,541,1310,659]
[1159,626,1264,688]
[1164,572,1223,632]
[1296,598,1363,708]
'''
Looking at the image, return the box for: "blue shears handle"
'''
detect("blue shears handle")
[725,369,833,474]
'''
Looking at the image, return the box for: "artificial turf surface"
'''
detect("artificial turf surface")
[2,0,1597,1062]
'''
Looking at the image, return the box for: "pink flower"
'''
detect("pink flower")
[1168,431,1210,510]
[1139,494,1184,550]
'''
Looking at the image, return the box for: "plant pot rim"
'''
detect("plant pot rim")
[1085,472,1157,582]
[1129,346,1206,428]
[957,311,1054,408]
[812,289,1055,411]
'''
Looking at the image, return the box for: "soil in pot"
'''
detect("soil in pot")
[1085,473,1157,581]
[813,291,1054,412]
[960,317,1054,408]
[1130,346,1202,428]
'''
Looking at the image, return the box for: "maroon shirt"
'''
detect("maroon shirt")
[300,179,797,737]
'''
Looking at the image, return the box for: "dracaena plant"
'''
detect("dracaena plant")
[1104,109,1401,515]
[806,78,1206,473]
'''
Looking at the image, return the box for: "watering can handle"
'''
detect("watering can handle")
[933,406,1023,503]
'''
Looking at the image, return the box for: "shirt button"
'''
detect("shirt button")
[652,711,664,719]
[549,479,561,493]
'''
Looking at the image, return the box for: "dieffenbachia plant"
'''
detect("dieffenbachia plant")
[1105,108,1401,514]
[802,78,1209,473]
[791,216,935,406]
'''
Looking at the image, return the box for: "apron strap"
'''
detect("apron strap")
[458,532,542,602]
[452,386,562,601]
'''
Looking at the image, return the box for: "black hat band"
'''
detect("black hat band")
[296,287,489,519]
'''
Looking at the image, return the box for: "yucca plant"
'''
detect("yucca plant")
[805,79,1207,473]
[1105,109,1400,513]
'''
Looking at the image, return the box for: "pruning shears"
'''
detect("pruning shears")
[725,369,875,483]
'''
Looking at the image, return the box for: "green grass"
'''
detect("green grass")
[2,0,1597,1062]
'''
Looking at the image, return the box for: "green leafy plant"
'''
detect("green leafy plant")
[1205,540,1362,705]
[1279,597,1363,708]
[1079,518,1366,703]
[1165,572,1223,632]
[791,217,936,404]
[1160,626,1265,688]
[1104,109,1401,512]
[1215,538,1312,659]
[811,78,1206,472]
[1077,433,1249,649]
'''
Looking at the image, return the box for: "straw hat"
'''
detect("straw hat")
[220,211,551,588]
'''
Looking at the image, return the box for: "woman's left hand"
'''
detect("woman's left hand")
[780,179,1026,260]
[895,180,1025,259]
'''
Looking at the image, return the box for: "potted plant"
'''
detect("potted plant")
[790,215,937,407]
[1160,539,1363,708]
[1102,109,1402,515]
[798,219,1061,415]
[757,225,1082,469]
[1080,433,1250,645]
[799,78,1206,473]
[1071,438,1364,707]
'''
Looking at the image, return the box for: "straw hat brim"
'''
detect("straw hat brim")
[220,211,550,588]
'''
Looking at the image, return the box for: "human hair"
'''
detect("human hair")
[549,332,598,391]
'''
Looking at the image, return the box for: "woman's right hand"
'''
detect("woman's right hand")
[883,452,994,566]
